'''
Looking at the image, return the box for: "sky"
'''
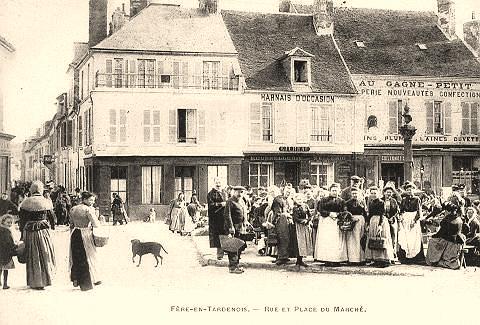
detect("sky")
[1,0,479,143]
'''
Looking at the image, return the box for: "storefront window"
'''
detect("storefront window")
[249,163,273,190]
[111,166,128,203]
[208,165,228,191]
[310,163,334,187]
[452,157,479,194]
[141,166,163,204]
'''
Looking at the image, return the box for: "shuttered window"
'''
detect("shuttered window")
[105,59,112,87]
[109,109,127,142]
[461,102,479,135]
[78,115,83,147]
[143,110,161,142]
[388,100,403,134]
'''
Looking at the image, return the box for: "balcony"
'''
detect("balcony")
[95,72,240,91]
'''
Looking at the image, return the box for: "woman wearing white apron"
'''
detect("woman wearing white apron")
[383,185,400,262]
[398,182,424,264]
[344,187,366,264]
[314,183,347,266]
[365,186,395,267]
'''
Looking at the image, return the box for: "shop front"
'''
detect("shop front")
[85,156,242,220]
[241,150,355,191]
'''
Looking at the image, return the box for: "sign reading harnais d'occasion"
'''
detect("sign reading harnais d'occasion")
[261,93,335,103]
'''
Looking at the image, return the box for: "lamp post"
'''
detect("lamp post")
[399,103,416,183]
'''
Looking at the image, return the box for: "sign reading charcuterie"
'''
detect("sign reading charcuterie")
[279,146,311,152]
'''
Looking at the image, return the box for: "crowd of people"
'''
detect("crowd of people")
[0,181,102,291]
[165,190,207,236]
[207,176,480,274]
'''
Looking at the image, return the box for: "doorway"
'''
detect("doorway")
[175,166,195,202]
[381,163,404,189]
[284,162,299,187]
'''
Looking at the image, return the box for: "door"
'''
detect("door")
[381,163,404,189]
[175,166,195,202]
[284,162,299,187]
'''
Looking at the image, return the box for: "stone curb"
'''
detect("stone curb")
[189,236,427,277]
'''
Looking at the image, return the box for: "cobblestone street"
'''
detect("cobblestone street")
[1,222,479,325]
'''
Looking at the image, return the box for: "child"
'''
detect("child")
[0,214,18,289]
[148,208,156,223]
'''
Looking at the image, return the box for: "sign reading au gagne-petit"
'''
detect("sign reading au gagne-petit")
[356,79,480,98]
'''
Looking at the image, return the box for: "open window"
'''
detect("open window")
[293,60,308,83]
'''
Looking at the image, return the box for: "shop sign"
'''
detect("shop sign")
[260,93,335,103]
[364,134,480,145]
[356,78,480,98]
[249,156,303,161]
[279,146,310,152]
[381,155,404,162]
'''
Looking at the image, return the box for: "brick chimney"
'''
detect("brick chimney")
[279,0,291,13]
[89,0,108,47]
[130,0,149,17]
[463,19,480,57]
[109,5,128,36]
[199,0,219,14]
[437,0,456,40]
[313,0,334,36]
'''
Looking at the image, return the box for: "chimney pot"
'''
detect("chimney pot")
[437,0,456,40]
[313,0,334,36]
[89,0,108,47]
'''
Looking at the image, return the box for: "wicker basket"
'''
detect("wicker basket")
[93,234,109,247]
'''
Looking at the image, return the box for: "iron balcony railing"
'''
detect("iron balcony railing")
[95,72,240,91]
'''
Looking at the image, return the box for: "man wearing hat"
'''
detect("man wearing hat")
[223,186,248,274]
[398,181,424,264]
[208,178,227,260]
[341,176,363,202]
[344,187,367,264]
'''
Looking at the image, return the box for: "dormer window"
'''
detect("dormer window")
[278,47,314,88]
[294,60,308,83]
[417,43,427,50]
[355,40,366,48]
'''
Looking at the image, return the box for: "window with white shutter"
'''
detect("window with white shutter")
[335,105,347,143]
[143,110,161,143]
[109,109,117,142]
[168,109,177,143]
[388,100,403,134]
[109,109,127,143]
[461,102,479,135]
[114,58,123,88]
[250,103,261,143]
[296,103,309,144]
[105,59,112,87]
[274,103,287,144]
[173,61,180,89]
[261,103,273,142]
[176,109,199,144]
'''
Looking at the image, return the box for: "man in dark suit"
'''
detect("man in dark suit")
[341,175,362,202]
[223,186,248,274]
[207,178,226,260]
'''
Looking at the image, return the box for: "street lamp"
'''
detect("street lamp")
[399,103,417,183]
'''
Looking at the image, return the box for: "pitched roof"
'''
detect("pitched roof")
[71,42,88,66]
[0,35,15,52]
[332,7,480,77]
[93,4,236,54]
[222,11,356,94]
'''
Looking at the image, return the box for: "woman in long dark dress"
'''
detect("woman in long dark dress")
[18,181,56,290]
[426,199,465,269]
[69,192,101,291]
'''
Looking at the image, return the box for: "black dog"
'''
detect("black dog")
[131,239,168,267]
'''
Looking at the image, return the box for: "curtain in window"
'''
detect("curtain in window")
[186,109,197,142]
[142,166,152,204]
